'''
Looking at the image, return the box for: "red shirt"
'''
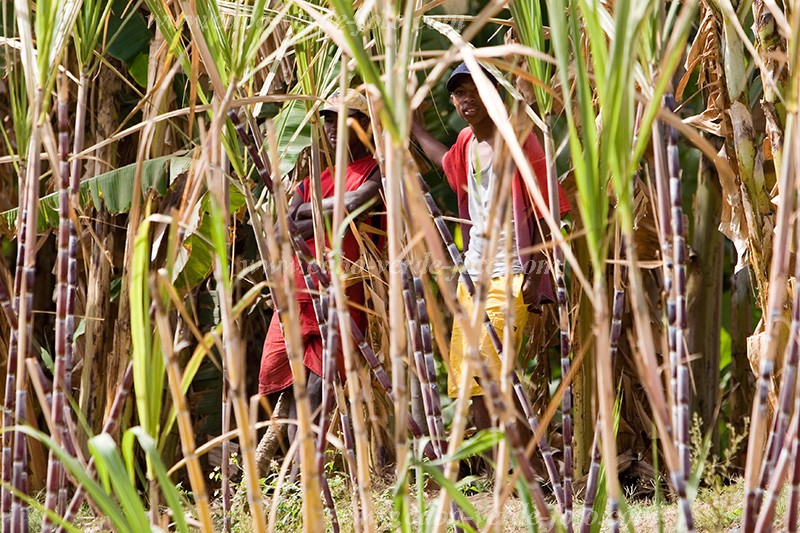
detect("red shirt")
[442,128,570,303]
[292,156,379,302]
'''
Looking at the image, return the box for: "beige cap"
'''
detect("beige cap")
[320,89,370,117]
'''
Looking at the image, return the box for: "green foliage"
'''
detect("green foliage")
[11,425,189,533]
[104,0,151,64]
[325,0,399,139]
[547,0,606,273]
[131,209,166,443]
[0,155,192,233]
[173,185,247,290]
[509,0,552,113]
[74,0,114,68]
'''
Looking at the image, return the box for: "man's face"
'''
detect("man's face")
[450,79,489,125]
[323,112,368,152]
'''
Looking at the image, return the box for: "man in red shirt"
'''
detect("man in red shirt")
[257,91,383,472]
[412,62,570,436]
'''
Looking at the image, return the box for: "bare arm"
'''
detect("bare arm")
[521,222,551,312]
[411,121,449,169]
[290,167,382,240]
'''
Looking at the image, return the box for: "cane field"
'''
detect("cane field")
[0,0,798,531]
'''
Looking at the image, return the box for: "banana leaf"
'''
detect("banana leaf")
[0,154,193,235]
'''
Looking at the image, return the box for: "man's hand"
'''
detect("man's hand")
[521,271,543,314]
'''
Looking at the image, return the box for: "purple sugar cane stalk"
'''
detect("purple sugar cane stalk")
[757,164,800,532]
[0,241,21,533]
[0,275,16,329]
[400,266,466,527]
[580,284,625,533]
[43,79,75,533]
[545,112,573,531]
[655,97,696,532]
[413,275,447,453]
[320,288,348,531]
[665,94,691,483]
[56,363,134,532]
[321,286,363,527]
[401,264,445,457]
[757,170,800,508]
[12,98,43,532]
[788,416,800,531]
[579,431,603,533]
[405,180,554,529]
[754,402,799,531]
[757,256,800,495]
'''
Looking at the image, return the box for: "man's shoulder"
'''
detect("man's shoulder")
[521,131,546,162]
[446,127,474,160]
[455,127,474,146]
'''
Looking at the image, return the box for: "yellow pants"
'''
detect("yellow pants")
[447,274,529,398]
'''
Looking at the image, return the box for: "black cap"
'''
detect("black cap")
[446,62,498,93]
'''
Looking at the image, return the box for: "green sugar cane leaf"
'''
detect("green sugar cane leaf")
[88,433,150,533]
[430,429,503,466]
[509,0,552,113]
[393,450,412,533]
[630,0,699,169]
[515,476,539,533]
[75,0,115,67]
[548,0,606,271]
[415,461,484,529]
[131,210,165,443]
[590,463,607,533]
[127,427,191,533]
[322,0,398,139]
[172,184,247,291]
[186,0,232,88]
[127,51,150,87]
[275,100,314,177]
[6,425,130,532]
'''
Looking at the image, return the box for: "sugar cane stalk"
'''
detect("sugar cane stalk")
[742,111,797,532]
[580,283,625,533]
[1,199,22,533]
[57,363,134,531]
[544,116,573,529]
[664,94,691,483]
[754,401,799,530]
[43,77,74,533]
[400,264,466,527]
[788,422,800,531]
[151,273,214,531]
[409,173,554,530]
[758,227,800,493]
[12,92,43,533]
[321,289,348,532]
[401,264,445,457]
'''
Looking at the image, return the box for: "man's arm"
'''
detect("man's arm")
[288,167,382,240]
[521,222,551,313]
[411,121,449,169]
[292,167,382,221]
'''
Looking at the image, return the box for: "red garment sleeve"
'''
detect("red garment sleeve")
[524,133,571,219]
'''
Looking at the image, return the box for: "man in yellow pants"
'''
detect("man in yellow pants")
[412,62,570,435]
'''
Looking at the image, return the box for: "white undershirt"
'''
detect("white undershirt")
[462,139,523,280]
